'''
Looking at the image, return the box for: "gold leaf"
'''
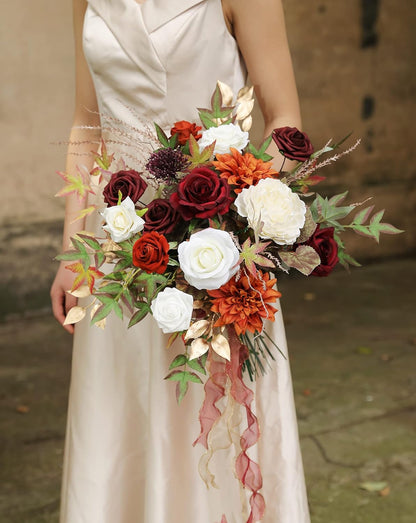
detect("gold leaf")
[189,338,210,360]
[296,207,317,244]
[95,318,107,330]
[68,285,91,298]
[241,115,253,132]
[64,306,86,325]
[211,333,230,361]
[217,80,234,106]
[90,302,100,319]
[102,239,122,261]
[184,320,210,341]
[236,100,254,121]
[237,86,254,102]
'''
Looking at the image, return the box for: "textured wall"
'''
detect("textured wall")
[1,0,415,317]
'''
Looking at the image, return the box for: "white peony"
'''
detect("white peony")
[178,228,239,290]
[102,196,145,242]
[235,178,306,245]
[198,123,249,155]
[150,287,193,333]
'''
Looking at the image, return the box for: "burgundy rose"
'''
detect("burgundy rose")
[305,225,339,277]
[272,127,314,162]
[132,231,169,274]
[170,167,233,220]
[143,198,180,235]
[103,170,147,206]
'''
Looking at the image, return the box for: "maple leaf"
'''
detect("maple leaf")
[70,205,97,224]
[55,166,95,201]
[66,262,104,293]
[94,139,114,170]
[239,237,274,276]
[186,134,216,168]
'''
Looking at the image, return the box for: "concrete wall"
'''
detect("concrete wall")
[1,0,415,317]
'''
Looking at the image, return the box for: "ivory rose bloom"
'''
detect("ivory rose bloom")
[150,287,193,333]
[235,178,306,245]
[178,228,239,290]
[198,123,249,155]
[102,196,145,242]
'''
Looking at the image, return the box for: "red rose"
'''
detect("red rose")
[170,167,232,220]
[170,120,202,146]
[143,198,180,235]
[132,231,169,274]
[272,127,314,162]
[103,170,147,206]
[305,225,339,276]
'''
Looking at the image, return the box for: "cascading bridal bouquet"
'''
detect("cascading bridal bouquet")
[56,81,401,523]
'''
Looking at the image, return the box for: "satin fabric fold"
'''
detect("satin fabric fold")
[61,1,310,521]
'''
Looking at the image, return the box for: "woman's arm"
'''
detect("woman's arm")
[50,0,101,333]
[223,0,301,166]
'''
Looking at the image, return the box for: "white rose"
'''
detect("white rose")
[150,287,193,333]
[235,178,306,245]
[178,228,239,290]
[102,196,144,242]
[198,123,249,155]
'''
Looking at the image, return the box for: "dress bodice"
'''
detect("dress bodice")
[83,0,247,129]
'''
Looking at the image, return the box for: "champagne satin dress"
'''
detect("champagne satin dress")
[60,1,310,522]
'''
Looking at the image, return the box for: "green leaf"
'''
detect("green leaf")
[187,357,206,375]
[91,302,113,324]
[112,301,123,320]
[247,135,273,161]
[136,207,148,217]
[154,123,170,147]
[128,303,150,328]
[352,205,375,225]
[165,370,202,385]
[169,354,188,370]
[176,379,189,403]
[98,282,123,295]
[77,233,102,251]
[55,251,83,262]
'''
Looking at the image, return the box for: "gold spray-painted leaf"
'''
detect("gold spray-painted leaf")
[296,208,317,243]
[217,81,234,106]
[241,115,253,132]
[237,86,254,102]
[279,246,321,276]
[236,99,254,121]
[95,318,107,330]
[63,306,86,325]
[211,333,230,361]
[184,320,210,341]
[67,285,91,298]
[189,338,210,360]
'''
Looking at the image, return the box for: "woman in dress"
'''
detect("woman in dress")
[50,1,310,522]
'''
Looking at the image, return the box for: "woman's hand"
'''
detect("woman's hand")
[50,262,78,334]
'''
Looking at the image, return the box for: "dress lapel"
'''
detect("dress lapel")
[141,0,206,33]
[86,0,166,93]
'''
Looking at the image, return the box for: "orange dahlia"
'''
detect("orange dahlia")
[207,271,281,335]
[212,148,279,193]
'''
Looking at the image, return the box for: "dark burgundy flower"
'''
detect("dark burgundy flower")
[170,167,233,220]
[103,169,147,206]
[305,225,339,276]
[132,231,169,274]
[272,127,314,162]
[143,198,180,235]
[146,148,190,181]
[170,120,202,145]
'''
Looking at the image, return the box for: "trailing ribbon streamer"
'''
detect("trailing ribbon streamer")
[194,327,265,523]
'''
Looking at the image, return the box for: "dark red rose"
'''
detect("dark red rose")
[143,198,180,235]
[170,167,233,220]
[132,231,169,274]
[272,127,314,162]
[305,225,339,277]
[103,170,147,206]
[170,120,202,145]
